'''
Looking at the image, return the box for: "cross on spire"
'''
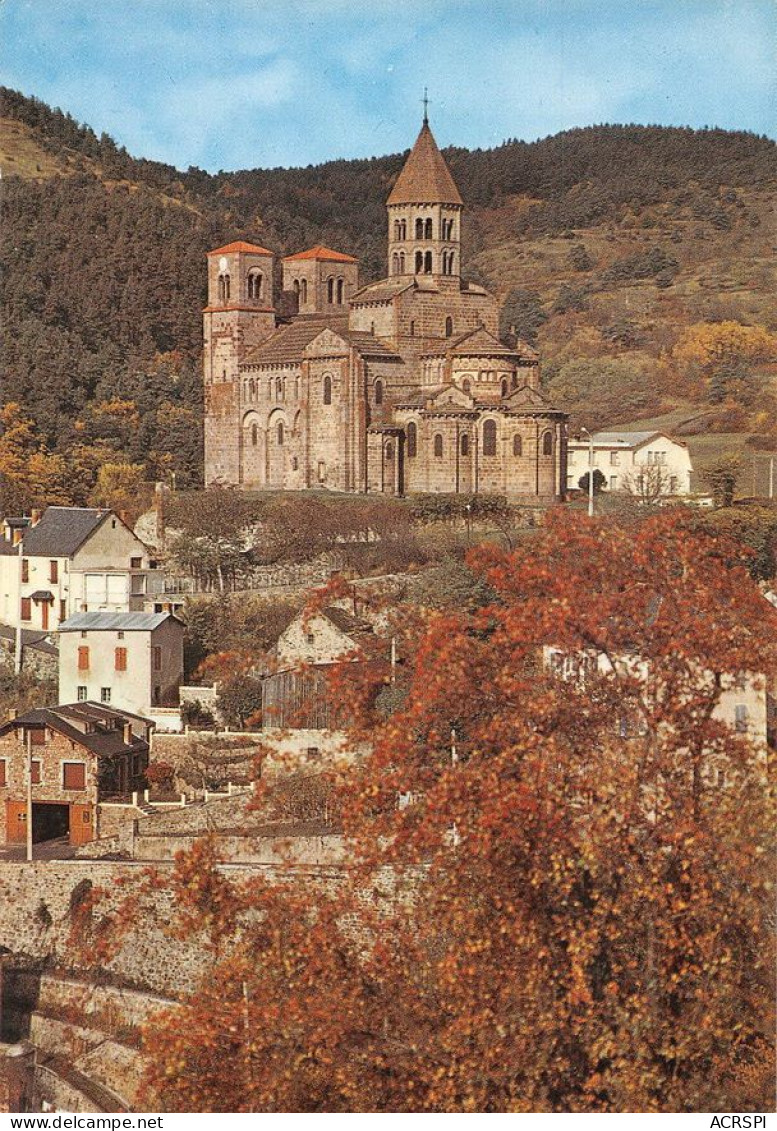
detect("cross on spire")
[422,87,430,125]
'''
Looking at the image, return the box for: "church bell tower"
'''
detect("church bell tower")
[386,106,463,286]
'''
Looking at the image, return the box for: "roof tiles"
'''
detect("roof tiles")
[387,122,463,206]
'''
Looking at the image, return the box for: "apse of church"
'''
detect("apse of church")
[202,117,567,502]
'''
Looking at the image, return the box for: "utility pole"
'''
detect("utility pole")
[14,539,23,675]
[580,427,595,517]
[26,728,33,863]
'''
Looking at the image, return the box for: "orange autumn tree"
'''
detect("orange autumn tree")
[131,510,775,1112]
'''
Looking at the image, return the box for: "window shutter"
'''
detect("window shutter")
[20,598,31,621]
[115,647,127,672]
[63,763,86,790]
[78,646,90,671]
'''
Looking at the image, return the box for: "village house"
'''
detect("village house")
[0,702,151,847]
[57,611,184,722]
[0,507,164,640]
[262,605,376,764]
[566,430,693,496]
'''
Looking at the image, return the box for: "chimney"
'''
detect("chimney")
[7,708,17,721]
[29,509,41,525]
[123,722,133,745]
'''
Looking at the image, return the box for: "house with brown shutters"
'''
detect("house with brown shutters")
[57,612,184,722]
[0,507,163,640]
[0,702,151,847]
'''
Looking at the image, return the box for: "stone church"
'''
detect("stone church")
[203,116,567,500]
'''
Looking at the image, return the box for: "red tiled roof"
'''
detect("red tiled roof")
[387,122,463,206]
[208,240,274,257]
[283,245,358,263]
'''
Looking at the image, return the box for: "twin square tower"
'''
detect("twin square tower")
[204,118,568,501]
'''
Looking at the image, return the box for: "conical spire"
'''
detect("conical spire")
[386,119,463,206]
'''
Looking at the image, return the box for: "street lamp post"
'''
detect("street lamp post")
[580,427,595,517]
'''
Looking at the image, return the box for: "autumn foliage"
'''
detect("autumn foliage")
[95,511,776,1112]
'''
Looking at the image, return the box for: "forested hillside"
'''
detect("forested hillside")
[1,86,775,510]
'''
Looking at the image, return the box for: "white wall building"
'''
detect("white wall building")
[0,508,165,635]
[567,431,693,496]
[58,611,184,723]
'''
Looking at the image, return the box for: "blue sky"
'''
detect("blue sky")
[2,0,774,172]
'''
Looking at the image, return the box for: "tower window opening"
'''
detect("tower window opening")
[424,217,432,239]
[434,433,443,458]
[460,433,470,456]
[249,378,256,400]
[218,273,231,302]
[483,419,497,456]
[374,380,383,406]
[409,320,415,337]
[293,278,300,297]
[323,374,332,405]
[385,441,394,460]
[415,218,424,239]
[400,219,407,239]
[392,253,399,275]
[424,251,432,274]
[501,378,508,397]
[276,376,283,400]
[327,277,334,303]
[399,252,405,272]
[394,220,402,240]
[247,271,263,300]
[445,316,453,337]
[407,421,417,457]
[300,278,307,303]
[415,250,423,274]
[337,277,344,304]
[447,252,455,275]
[513,434,523,457]
[542,430,553,456]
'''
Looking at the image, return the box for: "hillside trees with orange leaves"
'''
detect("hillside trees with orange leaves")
[88,510,775,1112]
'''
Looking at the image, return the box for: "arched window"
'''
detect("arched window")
[448,253,455,275]
[336,277,344,304]
[415,250,423,273]
[483,419,497,456]
[501,378,508,397]
[224,274,231,300]
[251,423,258,447]
[277,421,284,445]
[424,251,433,274]
[249,378,256,400]
[424,217,432,239]
[542,430,553,456]
[374,380,383,406]
[442,251,449,275]
[218,274,229,302]
[295,375,300,399]
[300,279,308,303]
[460,433,470,456]
[407,421,417,457]
[434,433,443,458]
[399,252,405,272]
[276,376,283,400]
[385,441,394,460]
[400,220,407,239]
[415,218,424,239]
[445,316,453,337]
[293,278,300,297]
[392,253,399,275]
[394,220,401,240]
[248,271,262,300]
[323,374,332,405]
[513,434,522,457]
[462,378,471,395]
[409,320,415,337]
[327,277,334,303]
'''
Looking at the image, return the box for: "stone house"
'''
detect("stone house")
[567,431,693,496]
[275,605,373,669]
[0,507,164,638]
[0,703,151,847]
[204,115,568,501]
[57,612,184,719]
